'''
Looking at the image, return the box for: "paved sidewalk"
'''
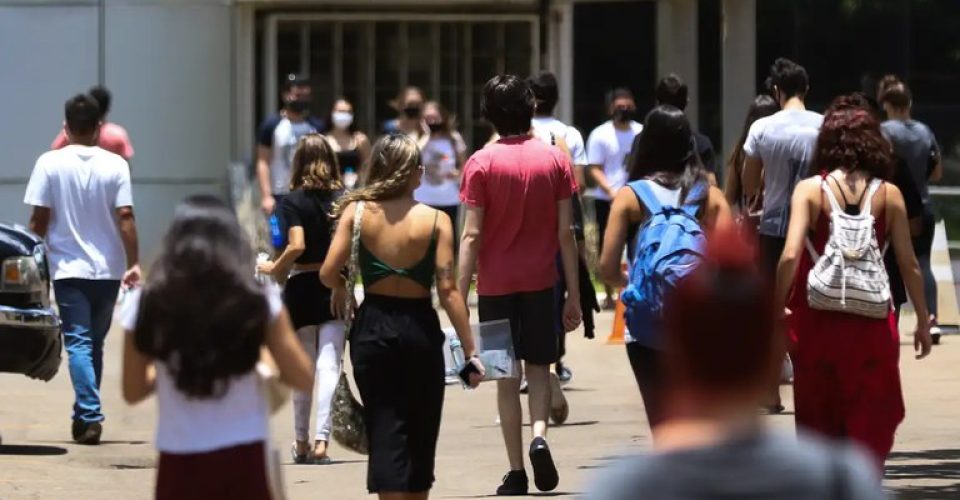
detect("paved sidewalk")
[1,308,958,499]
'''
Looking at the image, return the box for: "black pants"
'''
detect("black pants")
[594,199,612,259]
[350,294,445,493]
[626,343,664,429]
[758,234,785,408]
[759,235,786,279]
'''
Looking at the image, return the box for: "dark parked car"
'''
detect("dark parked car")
[0,223,60,382]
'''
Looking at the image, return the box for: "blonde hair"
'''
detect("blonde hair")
[290,134,343,191]
[332,134,422,218]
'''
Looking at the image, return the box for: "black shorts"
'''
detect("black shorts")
[479,288,557,365]
[282,271,333,330]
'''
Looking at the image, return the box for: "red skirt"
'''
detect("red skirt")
[788,253,905,468]
[156,441,275,500]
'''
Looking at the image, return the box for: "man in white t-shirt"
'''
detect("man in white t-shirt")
[741,58,822,414]
[586,88,643,308]
[527,72,600,388]
[24,94,140,445]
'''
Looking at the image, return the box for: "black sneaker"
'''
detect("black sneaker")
[529,437,559,492]
[555,362,573,384]
[71,421,102,445]
[496,470,528,496]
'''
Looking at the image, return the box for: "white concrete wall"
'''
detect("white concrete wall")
[0,3,100,226]
[0,0,236,263]
[104,0,234,262]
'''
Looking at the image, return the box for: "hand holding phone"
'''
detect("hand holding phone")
[458,356,485,388]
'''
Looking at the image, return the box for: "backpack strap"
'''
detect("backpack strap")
[806,178,832,260]
[860,179,884,218]
[681,181,709,217]
[820,179,844,215]
[628,180,663,215]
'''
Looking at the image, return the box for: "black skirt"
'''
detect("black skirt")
[282,271,333,330]
[349,294,446,493]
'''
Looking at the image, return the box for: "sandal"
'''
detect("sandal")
[291,442,309,464]
[311,441,332,464]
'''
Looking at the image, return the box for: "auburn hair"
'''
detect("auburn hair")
[808,94,893,179]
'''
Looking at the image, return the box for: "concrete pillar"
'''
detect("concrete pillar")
[721,0,757,159]
[548,0,575,126]
[657,0,698,127]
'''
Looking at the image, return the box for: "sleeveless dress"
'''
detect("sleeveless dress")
[787,182,905,468]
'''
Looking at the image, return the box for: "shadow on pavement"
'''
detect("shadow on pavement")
[472,420,600,430]
[442,492,579,498]
[886,448,960,499]
[0,444,68,456]
[42,440,148,446]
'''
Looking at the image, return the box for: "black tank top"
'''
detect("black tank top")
[336,149,362,174]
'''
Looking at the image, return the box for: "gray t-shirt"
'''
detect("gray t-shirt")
[881,119,940,205]
[587,430,884,500]
[744,109,824,237]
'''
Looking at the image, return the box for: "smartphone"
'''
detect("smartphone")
[458,360,481,385]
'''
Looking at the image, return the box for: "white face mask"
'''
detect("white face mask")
[332,111,354,130]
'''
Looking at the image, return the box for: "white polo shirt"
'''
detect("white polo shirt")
[23,145,133,281]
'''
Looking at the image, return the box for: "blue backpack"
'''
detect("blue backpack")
[620,180,708,347]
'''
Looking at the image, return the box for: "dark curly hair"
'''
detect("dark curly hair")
[808,94,893,180]
[135,195,269,399]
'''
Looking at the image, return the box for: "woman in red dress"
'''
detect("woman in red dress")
[774,95,933,468]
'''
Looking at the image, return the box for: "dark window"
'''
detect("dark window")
[573,1,657,135]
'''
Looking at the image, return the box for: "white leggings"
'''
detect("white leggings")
[293,321,346,442]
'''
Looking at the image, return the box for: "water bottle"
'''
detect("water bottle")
[255,252,273,284]
[449,336,466,372]
[344,166,358,190]
[269,214,283,249]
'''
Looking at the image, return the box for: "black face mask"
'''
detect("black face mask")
[427,122,443,133]
[287,99,311,115]
[613,108,634,123]
[402,106,422,119]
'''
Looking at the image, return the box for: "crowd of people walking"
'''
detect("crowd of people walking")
[15,54,946,499]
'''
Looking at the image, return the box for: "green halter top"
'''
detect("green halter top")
[358,212,438,290]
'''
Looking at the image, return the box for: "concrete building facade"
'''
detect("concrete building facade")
[5,0,955,257]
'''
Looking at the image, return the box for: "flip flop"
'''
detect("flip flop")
[291,443,309,464]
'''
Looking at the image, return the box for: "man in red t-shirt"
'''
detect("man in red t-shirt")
[51,86,135,162]
[458,74,582,495]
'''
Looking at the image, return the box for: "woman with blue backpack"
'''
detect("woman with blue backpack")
[599,105,732,430]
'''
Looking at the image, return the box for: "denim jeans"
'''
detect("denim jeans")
[54,279,121,423]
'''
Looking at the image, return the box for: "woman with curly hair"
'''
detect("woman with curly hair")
[257,134,347,464]
[320,134,483,499]
[121,195,314,499]
[775,95,932,468]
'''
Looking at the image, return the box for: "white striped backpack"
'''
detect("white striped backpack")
[806,177,892,319]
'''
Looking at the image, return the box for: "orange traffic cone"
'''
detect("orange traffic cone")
[607,299,626,345]
[606,262,628,345]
